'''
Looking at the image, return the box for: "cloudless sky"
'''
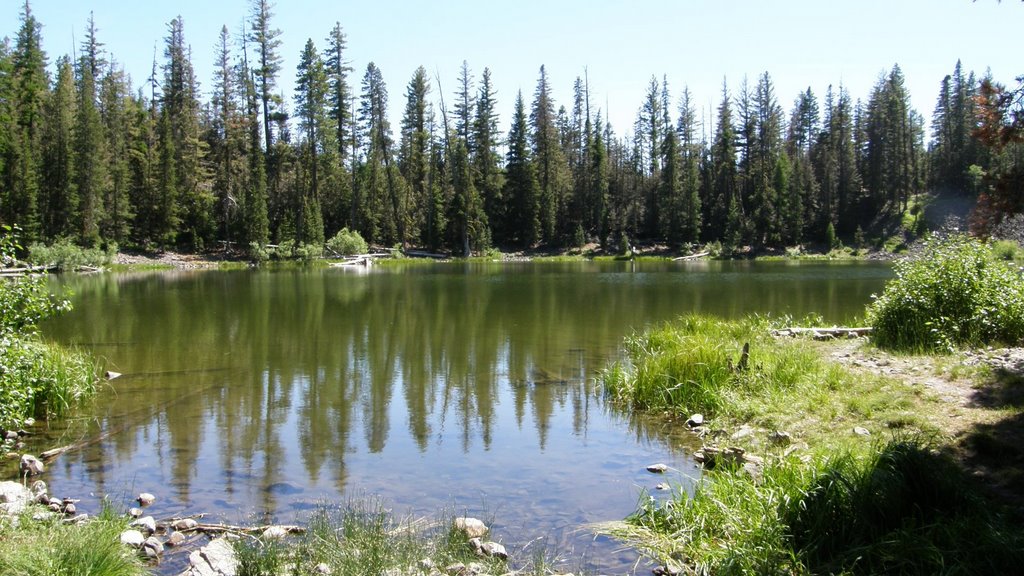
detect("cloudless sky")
[9,0,1024,141]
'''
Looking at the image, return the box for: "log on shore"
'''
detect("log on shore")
[672,251,711,261]
[771,327,873,340]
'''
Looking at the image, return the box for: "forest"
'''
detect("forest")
[0,0,1018,258]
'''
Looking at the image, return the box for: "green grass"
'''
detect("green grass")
[0,503,147,576]
[0,338,99,429]
[235,500,551,576]
[600,314,1024,574]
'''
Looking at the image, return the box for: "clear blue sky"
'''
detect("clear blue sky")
[9,0,1023,141]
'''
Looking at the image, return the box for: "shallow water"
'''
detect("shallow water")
[30,260,890,573]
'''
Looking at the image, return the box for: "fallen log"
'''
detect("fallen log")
[771,326,873,340]
[183,522,305,536]
[672,251,711,261]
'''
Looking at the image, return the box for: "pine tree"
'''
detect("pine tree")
[677,87,702,243]
[74,13,108,246]
[99,65,133,245]
[248,0,282,154]
[530,66,568,244]
[453,61,475,147]
[323,22,353,232]
[472,68,502,243]
[710,81,739,241]
[358,62,400,244]
[294,38,330,244]
[210,25,239,246]
[399,66,431,245]
[504,91,540,246]
[40,56,76,240]
[448,138,487,255]
[240,48,269,252]
[3,1,48,238]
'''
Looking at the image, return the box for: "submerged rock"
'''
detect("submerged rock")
[137,492,156,507]
[172,518,199,531]
[166,531,186,547]
[646,463,669,473]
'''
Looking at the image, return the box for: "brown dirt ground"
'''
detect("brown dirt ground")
[820,338,1024,513]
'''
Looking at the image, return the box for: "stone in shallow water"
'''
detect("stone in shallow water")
[120,529,145,547]
[646,463,669,473]
[137,492,156,507]
[19,454,44,476]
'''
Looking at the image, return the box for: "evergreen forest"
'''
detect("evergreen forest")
[1,1,1019,257]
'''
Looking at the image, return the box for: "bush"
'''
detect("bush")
[327,228,368,256]
[868,234,1024,351]
[28,238,115,271]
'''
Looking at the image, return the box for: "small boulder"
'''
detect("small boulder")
[481,541,508,560]
[136,492,156,507]
[62,502,77,515]
[445,562,467,575]
[166,531,186,547]
[143,536,164,558]
[3,430,18,441]
[314,562,332,574]
[19,454,44,476]
[853,426,871,436]
[0,481,33,515]
[655,482,670,491]
[132,515,156,535]
[730,425,754,440]
[686,413,704,427]
[120,529,146,547]
[128,507,143,518]
[29,480,47,499]
[182,537,238,576]
[454,517,488,539]
[105,370,122,380]
[646,463,669,473]
[768,430,792,445]
[172,517,198,531]
[261,525,289,539]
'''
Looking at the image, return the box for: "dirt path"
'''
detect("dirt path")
[820,339,1024,511]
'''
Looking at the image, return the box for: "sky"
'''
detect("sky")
[7,0,1024,142]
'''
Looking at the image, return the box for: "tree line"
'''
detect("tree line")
[0,1,1014,257]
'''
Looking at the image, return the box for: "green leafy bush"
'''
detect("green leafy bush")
[868,234,1024,351]
[327,227,368,256]
[27,238,115,271]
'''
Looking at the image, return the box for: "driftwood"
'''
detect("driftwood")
[672,251,711,261]
[771,327,873,340]
[183,522,305,536]
[403,249,448,259]
[0,265,56,276]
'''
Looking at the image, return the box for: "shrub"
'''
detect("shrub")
[867,234,1024,351]
[327,227,368,256]
[27,238,116,271]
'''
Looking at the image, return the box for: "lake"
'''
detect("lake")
[34,260,891,573]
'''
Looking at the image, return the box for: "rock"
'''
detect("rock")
[445,562,467,575]
[120,529,146,547]
[730,425,754,440]
[167,531,186,547]
[454,517,488,539]
[181,537,239,576]
[23,418,34,427]
[418,558,436,571]
[19,454,44,476]
[646,463,669,473]
[655,482,670,490]
[48,502,62,513]
[768,430,792,445]
[137,492,156,507]
[63,502,76,515]
[853,426,871,436]
[132,515,157,535]
[172,518,199,531]
[29,480,47,498]
[468,537,483,554]
[0,481,33,515]
[105,370,122,380]
[261,525,289,539]
[128,507,143,518]
[686,413,704,427]
[314,562,332,574]
[3,430,18,441]
[143,536,164,558]
[5,452,19,460]
[481,541,508,560]
[653,564,682,576]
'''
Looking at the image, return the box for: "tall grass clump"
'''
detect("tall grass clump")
[608,438,1024,575]
[0,502,147,576]
[0,226,97,429]
[868,234,1024,351]
[236,500,543,575]
[603,314,827,419]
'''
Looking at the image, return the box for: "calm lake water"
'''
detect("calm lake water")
[32,260,891,573]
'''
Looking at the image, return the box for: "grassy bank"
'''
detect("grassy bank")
[601,314,1024,574]
[0,505,146,576]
